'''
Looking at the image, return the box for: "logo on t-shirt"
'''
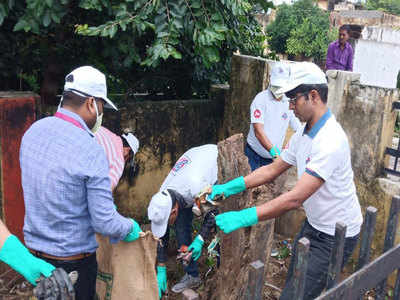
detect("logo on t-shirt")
[254,109,261,119]
[282,112,288,120]
[172,156,191,173]
[306,157,311,164]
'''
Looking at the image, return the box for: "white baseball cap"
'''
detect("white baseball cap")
[270,62,291,88]
[275,62,327,96]
[64,66,118,110]
[148,190,173,238]
[121,133,139,154]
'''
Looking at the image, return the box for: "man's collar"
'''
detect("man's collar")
[303,109,332,139]
[57,107,94,137]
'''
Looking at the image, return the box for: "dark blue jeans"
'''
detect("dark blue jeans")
[280,220,359,300]
[174,206,199,277]
[245,143,273,171]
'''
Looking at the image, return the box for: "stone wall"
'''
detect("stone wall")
[330,10,400,28]
[353,26,400,89]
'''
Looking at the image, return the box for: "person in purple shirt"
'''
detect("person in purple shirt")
[325,25,354,71]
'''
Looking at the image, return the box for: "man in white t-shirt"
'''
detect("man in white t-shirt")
[246,62,301,171]
[147,144,218,298]
[207,62,363,300]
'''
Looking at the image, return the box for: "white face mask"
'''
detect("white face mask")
[91,100,103,134]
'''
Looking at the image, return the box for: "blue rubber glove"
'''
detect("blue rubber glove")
[123,219,143,242]
[0,235,55,286]
[216,207,258,234]
[188,235,204,261]
[208,176,246,201]
[269,145,281,159]
[157,265,167,299]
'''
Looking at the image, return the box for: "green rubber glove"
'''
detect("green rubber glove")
[123,219,143,242]
[0,235,55,286]
[216,207,258,234]
[188,235,204,261]
[208,176,246,201]
[269,145,281,159]
[157,265,167,299]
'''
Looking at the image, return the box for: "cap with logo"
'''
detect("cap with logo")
[275,62,327,96]
[64,66,118,111]
[148,190,173,238]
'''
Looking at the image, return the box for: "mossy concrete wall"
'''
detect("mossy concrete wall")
[109,99,224,222]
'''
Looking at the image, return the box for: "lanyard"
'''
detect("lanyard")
[54,112,84,130]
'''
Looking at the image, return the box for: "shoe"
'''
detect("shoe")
[171,273,202,293]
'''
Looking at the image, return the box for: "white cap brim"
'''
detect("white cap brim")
[275,81,303,96]
[151,218,169,238]
[121,133,135,152]
[148,190,173,238]
[103,97,118,111]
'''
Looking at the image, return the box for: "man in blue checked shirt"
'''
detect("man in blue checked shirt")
[19,66,142,300]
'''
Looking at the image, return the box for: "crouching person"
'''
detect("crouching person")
[148,144,218,297]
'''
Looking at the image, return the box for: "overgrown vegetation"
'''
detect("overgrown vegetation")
[366,0,400,16]
[0,0,272,101]
[266,0,337,64]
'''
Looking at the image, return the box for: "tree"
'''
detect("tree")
[266,0,337,63]
[0,0,273,100]
[286,17,337,63]
[366,0,400,15]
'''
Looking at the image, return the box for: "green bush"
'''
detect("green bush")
[267,0,337,62]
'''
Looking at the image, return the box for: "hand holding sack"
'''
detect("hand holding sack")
[123,219,143,242]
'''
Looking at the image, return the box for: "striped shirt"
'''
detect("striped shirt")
[95,127,125,190]
[19,108,132,256]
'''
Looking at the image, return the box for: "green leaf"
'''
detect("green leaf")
[45,0,53,7]
[0,4,6,26]
[172,19,183,29]
[43,11,51,27]
[109,24,117,38]
[191,1,201,9]
[157,31,169,38]
[169,47,182,59]
[213,23,228,32]
[51,12,61,23]
[13,19,28,31]
[8,0,15,9]
[203,46,220,64]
